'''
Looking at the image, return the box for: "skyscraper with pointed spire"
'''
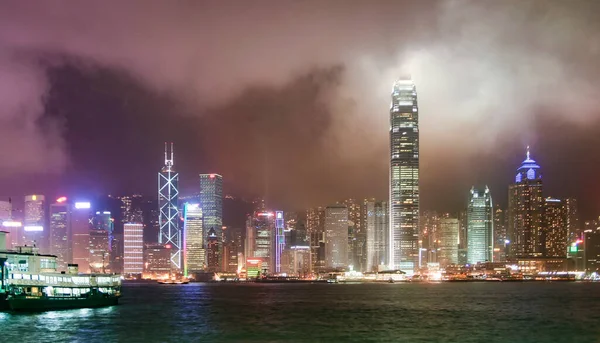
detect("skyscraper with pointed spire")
[158,142,181,270]
[508,147,544,258]
[389,78,419,271]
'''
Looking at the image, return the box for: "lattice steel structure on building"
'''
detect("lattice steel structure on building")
[158,142,181,270]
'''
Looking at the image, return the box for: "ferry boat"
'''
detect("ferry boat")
[0,234,121,312]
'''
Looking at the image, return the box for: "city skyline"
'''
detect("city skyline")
[0,2,600,221]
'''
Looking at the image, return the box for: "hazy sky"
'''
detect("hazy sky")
[1,0,600,217]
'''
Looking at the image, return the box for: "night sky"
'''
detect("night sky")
[1,1,600,218]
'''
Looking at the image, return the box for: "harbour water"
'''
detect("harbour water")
[1,282,599,342]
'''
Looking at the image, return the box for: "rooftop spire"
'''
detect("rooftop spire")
[171,142,174,166]
[526,145,530,160]
[164,142,168,165]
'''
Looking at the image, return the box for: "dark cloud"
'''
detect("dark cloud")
[0,0,600,216]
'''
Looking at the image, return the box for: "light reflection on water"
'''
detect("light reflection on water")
[0,283,598,343]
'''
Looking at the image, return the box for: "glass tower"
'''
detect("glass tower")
[467,186,494,264]
[183,203,205,275]
[389,78,419,271]
[158,142,181,270]
[49,199,70,270]
[199,174,223,262]
[324,205,348,269]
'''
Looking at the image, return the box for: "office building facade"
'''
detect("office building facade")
[389,78,419,271]
[124,223,144,275]
[438,216,459,268]
[199,174,223,265]
[49,198,70,270]
[467,187,493,264]
[544,197,567,258]
[325,205,348,269]
[508,148,544,258]
[183,203,205,275]
[365,199,388,271]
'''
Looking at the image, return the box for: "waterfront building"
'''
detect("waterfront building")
[364,199,388,272]
[124,223,144,275]
[389,78,419,271]
[508,147,544,258]
[306,207,325,272]
[467,187,493,264]
[89,211,113,273]
[144,244,171,277]
[493,205,507,262]
[72,201,92,273]
[564,198,580,242]
[183,203,205,275]
[245,211,276,274]
[0,199,21,249]
[49,197,70,270]
[111,232,124,274]
[222,226,243,273]
[199,174,223,265]
[23,194,46,251]
[438,215,459,268]
[206,228,219,272]
[584,227,600,273]
[325,205,348,269]
[158,142,181,270]
[420,211,440,267]
[344,199,364,271]
[458,210,468,265]
[544,197,567,258]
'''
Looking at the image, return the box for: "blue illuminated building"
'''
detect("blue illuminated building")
[508,147,544,258]
[467,187,493,264]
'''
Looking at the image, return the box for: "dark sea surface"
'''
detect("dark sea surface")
[1,282,600,342]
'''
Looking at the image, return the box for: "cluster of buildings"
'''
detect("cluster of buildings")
[1,79,599,281]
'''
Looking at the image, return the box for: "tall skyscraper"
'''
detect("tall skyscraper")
[158,142,181,270]
[493,205,507,262]
[343,199,364,270]
[183,203,205,275]
[124,223,144,275]
[306,207,325,272]
[389,78,419,271]
[23,194,46,250]
[324,205,348,269]
[89,211,113,273]
[364,199,388,272]
[72,201,92,273]
[544,197,567,258]
[467,187,493,264]
[206,228,219,272]
[49,197,70,270]
[564,198,580,242]
[245,211,278,274]
[420,211,440,266]
[199,174,223,265]
[508,147,543,258]
[274,211,285,273]
[438,215,459,268]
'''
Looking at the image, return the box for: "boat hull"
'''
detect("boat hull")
[8,295,119,312]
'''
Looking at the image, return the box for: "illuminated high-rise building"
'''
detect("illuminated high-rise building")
[306,207,325,272]
[325,205,348,269]
[199,174,223,264]
[49,197,70,270]
[72,201,92,273]
[438,215,459,268]
[564,198,580,242]
[467,186,493,264]
[420,211,440,266]
[158,142,181,270]
[245,211,276,274]
[206,228,219,272]
[493,205,507,262]
[543,197,567,258]
[23,194,46,250]
[389,78,419,271]
[344,199,365,271]
[508,147,543,258]
[183,203,204,275]
[124,223,144,275]
[364,199,388,272]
